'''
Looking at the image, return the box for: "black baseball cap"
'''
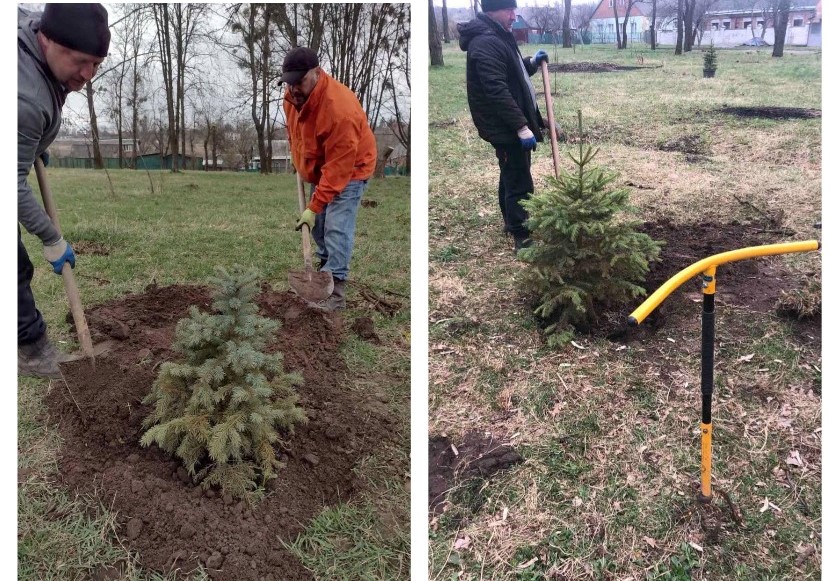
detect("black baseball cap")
[40,3,110,58]
[279,47,319,85]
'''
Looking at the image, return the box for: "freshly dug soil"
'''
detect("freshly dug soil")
[47,283,400,581]
[548,62,650,73]
[720,106,821,120]
[549,219,821,343]
[428,433,523,514]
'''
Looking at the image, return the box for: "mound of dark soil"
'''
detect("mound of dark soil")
[48,283,400,581]
[428,433,523,514]
[529,219,821,343]
[548,62,649,73]
[721,106,821,120]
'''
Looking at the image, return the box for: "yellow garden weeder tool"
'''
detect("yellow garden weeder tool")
[627,240,820,503]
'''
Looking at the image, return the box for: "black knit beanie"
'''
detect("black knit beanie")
[481,0,518,12]
[40,3,111,58]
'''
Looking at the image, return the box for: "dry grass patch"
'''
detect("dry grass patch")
[429,43,820,580]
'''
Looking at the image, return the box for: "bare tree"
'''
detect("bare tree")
[682,0,697,51]
[612,0,623,47]
[691,0,720,46]
[84,82,105,169]
[107,4,151,168]
[271,4,325,52]
[227,4,275,174]
[618,0,648,48]
[384,14,410,173]
[321,4,406,128]
[152,4,179,170]
[528,2,562,35]
[429,0,444,65]
[572,4,595,40]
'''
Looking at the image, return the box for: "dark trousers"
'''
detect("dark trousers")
[494,143,534,238]
[18,227,46,345]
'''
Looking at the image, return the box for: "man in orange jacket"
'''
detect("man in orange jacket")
[281,47,377,311]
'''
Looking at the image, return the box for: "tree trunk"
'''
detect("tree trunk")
[683,0,696,52]
[203,128,209,171]
[563,0,572,47]
[154,4,179,172]
[85,81,104,169]
[211,125,217,170]
[613,0,622,48]
[650,0,657,50]
[442,0,451,42]
[772,0,789,57]
[429,0,444,66]
[675,0,684,55]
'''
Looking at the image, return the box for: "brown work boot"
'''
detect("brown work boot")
[18,334,63,379]
[311,279,347,312]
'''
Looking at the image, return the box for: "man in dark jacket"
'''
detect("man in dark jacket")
[458,0,548,253]
[18,4,110,378]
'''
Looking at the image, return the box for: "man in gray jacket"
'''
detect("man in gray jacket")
[18,4,110,378]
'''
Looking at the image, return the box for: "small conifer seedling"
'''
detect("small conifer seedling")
[141,266,307,498]
[519,112,662,346]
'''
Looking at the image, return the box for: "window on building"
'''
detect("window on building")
[793,18,803,26]
[609,0,613,6]
[712,22,719,30]
[723,21,731,29]
[757,18,765,27]
[744,20,752,28]
[631,22,637,35]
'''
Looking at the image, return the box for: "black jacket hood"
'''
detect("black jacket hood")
[458,16,496,52]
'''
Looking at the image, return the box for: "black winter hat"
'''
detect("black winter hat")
[279,47,319,85]
[481,0,518,12]
[40,3,111,58]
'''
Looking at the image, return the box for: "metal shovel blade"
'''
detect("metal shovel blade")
[288,268,334,303]
[60,339,118,363]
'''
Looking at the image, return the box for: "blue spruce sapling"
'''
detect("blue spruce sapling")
[141,266,307,498]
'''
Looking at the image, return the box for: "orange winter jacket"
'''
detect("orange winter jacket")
[285,71,377,214]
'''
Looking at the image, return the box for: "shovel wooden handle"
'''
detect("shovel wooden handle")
[540,63,562,178]
[33,159,95,363]
[295,172,313,272]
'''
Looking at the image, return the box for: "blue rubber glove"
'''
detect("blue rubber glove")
[533,50,549,65]
[295,208,316,231]
[40,151,50,166]
[517,126,536,151]
[43,238,75,274]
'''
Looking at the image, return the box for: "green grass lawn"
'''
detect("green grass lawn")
[429,43,820,580]
[18,168,410,580]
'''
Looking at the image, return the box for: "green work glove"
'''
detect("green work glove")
[295,208,316,231]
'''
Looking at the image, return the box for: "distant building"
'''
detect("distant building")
[701,0,820,47]
[251,140,293,172]
[588,0,650,44]
[511,14,538,43]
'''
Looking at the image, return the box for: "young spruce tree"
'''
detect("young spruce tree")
[141,266,307,498]
[519,112,662,346]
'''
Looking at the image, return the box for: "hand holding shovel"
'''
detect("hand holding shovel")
[288,173,334,302]
[33,158,96,364]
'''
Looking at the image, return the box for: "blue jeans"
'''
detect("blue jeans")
[311,179,367,281]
